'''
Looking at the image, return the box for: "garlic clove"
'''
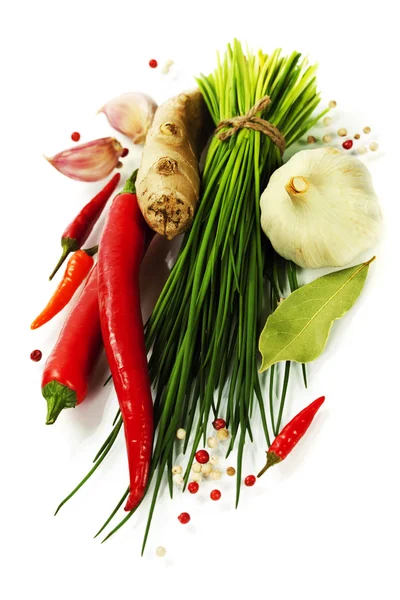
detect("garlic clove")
[260,147,382,269]
[46,137,123,182]
[99,92,157,144]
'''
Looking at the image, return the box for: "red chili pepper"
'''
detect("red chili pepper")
[31,248,96,330]
[98,170,153,512]
[42,265,103,424]
[49,173,120,280]
[258,396,325,477]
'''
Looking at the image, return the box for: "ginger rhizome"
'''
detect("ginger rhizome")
[136,90,211,239]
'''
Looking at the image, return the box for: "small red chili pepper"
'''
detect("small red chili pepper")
[42,265,103,423]
[258,396,325,477]
[31,248,96,330]
[49,173,120,280]
[98,170,154,512]
[178,512,190,524]
[30,349,42,362]
[342,140,353,150]
[195,449,209,464]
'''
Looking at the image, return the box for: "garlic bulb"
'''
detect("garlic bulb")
[99,92,157,144]
[260,147,382,269]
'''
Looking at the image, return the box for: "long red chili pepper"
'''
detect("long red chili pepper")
[98,170,153,512]
[31,247,97,330]
[258,396,325,477]
[42,264,103,424]
[49,172,120,280]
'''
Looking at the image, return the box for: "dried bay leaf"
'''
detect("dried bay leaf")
[259,257,375,372]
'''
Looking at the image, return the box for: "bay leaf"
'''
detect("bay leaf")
[259,257,375,372]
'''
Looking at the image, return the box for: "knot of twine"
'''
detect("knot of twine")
[215,95,285,154]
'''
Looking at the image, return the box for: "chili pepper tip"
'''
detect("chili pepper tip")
[124,491,142,511]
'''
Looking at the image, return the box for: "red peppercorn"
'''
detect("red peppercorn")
[30,349,42,362]
[121,148,129,158]
[244,475,256,487]
[195,449,209,464]
[149,59,158,69]
[188,481,199,494]
[71,132,81,142]
[342,140,353,150]
[210,489,221,501]
[178,512,190,524]
[213,418,226,430]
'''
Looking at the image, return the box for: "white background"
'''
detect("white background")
[1,1,399,599]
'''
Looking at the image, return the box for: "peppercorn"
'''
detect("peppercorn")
[363,126,371,134]
[244,475,256,487]
[337,128,347,137]
[212,418,226,430]
[307,135,317,144]
[195,449,210,464]
[354,133,360,140]
[188,481,199,494]
[322,134,332,143]
[201,463,213,475]
[216,428,229,441]
[328,100,337,108]
[210,489,221,501]
[226,466,236,476]
[178,512,190,524]
[156,546,166,557]
[30,349,42,362]
[176,428,186,439]
[369,141,379,151]
[323,117,332,126]
[209,469,222,480]
[342,140,353,150]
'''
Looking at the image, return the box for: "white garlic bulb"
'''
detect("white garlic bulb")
[260,147,382,269]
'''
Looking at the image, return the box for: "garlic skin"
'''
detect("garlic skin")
[260,147,382,269]
[99,93,157,144]
[46,137,123,182]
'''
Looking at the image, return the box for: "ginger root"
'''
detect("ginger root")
[136,90,211,239]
